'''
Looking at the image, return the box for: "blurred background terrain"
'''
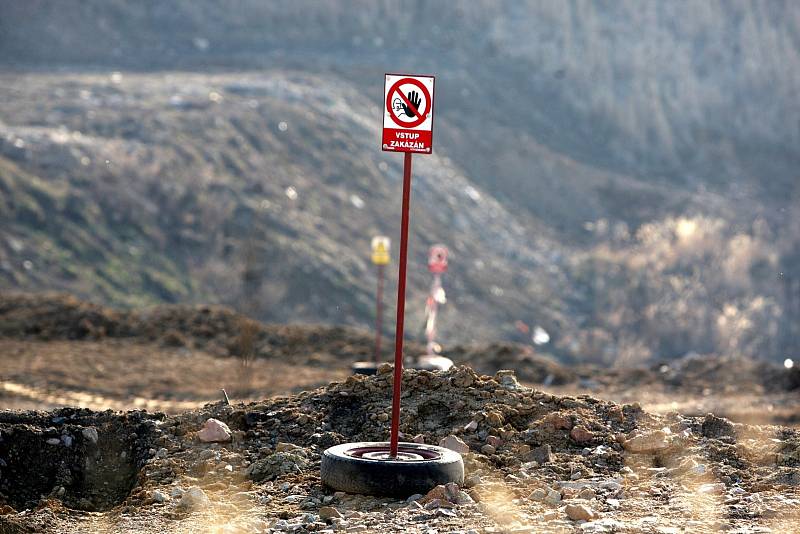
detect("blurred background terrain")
[1,0,799,366]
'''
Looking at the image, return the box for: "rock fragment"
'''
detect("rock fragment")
[197,418,232,443]
[319,506,343,521]
[701,414,735,440]
[565,503,598,521]
[177,486,210,512]
[81,427,99,444]
[544,412,573,430]
[246,451,309,482]
[494,369,522,390]
[528,444,555,464]
[570,426,594,443]
[439,435,469,454]
[623,429,671,454]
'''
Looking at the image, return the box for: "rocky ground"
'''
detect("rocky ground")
[2,293,798,425]
[1,293,799,532]
[2,366,800,533]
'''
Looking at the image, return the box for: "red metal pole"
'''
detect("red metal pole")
[374,263,384,365]
[390,152,413,457]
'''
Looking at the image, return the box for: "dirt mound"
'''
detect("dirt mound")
[0,292,409,365]
[2,367,799,532]
[444,343,577,386]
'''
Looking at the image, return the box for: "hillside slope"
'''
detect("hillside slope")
[1,1,798,359]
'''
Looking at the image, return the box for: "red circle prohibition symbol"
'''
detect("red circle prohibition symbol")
[386,78,432,129]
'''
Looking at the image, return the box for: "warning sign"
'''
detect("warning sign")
[382,73,435,154]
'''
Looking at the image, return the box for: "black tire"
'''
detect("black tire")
[320,442,464,496]
[410,355,454,371]
[351,361,380,375]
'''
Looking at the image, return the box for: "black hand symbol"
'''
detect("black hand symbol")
[402,91,422,118]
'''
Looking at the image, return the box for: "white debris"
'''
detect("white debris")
[533,326,550,345]
[349,194,365,209]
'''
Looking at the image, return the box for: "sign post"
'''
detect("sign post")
[370,236,391,365]
[383,73,435,457]
[320,73,461,496]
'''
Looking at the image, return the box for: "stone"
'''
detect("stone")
[197,418,232,443]
[276,442,301,452]
[701,414,735,440]
[451,367,475,388]
[623,430,670,454]
[528,444,555,464]
[424,498,444,509]
[570,426,594,443]
[376,413,389,422]
[377,363,393,374]
[565,503,598,521]
[455,490,474,505]
[544,412,573,430]
[494,370,522,390]
[439,435,469,454]
[81,427,99,444]
[529,488,547,501]
[544,488,562,506]
[419,485,447,504]
[486,412,504,426]
[412,434,425,443]
[580,518,625,533]
[481,444,496,455]
[177,486,210,511]
[406,494,424,503]
[463,474,481,488]
[319,506,343,521]
[486,435,502,448]
[542,510,559,521]
[464,421,479,432]
[697,483,726,495]
[46,438,60,446]
[444,482,461,503]
[151,489,169,503]
[246,451,309,482]
[577,487,596,500]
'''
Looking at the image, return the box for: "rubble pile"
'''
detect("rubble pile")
[1,366,799,532]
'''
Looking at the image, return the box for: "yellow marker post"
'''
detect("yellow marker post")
[371,236,391,265]
[371,236,390,364]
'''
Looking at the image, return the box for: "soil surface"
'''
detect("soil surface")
[1,367,799,533]
[1,293,799,532]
